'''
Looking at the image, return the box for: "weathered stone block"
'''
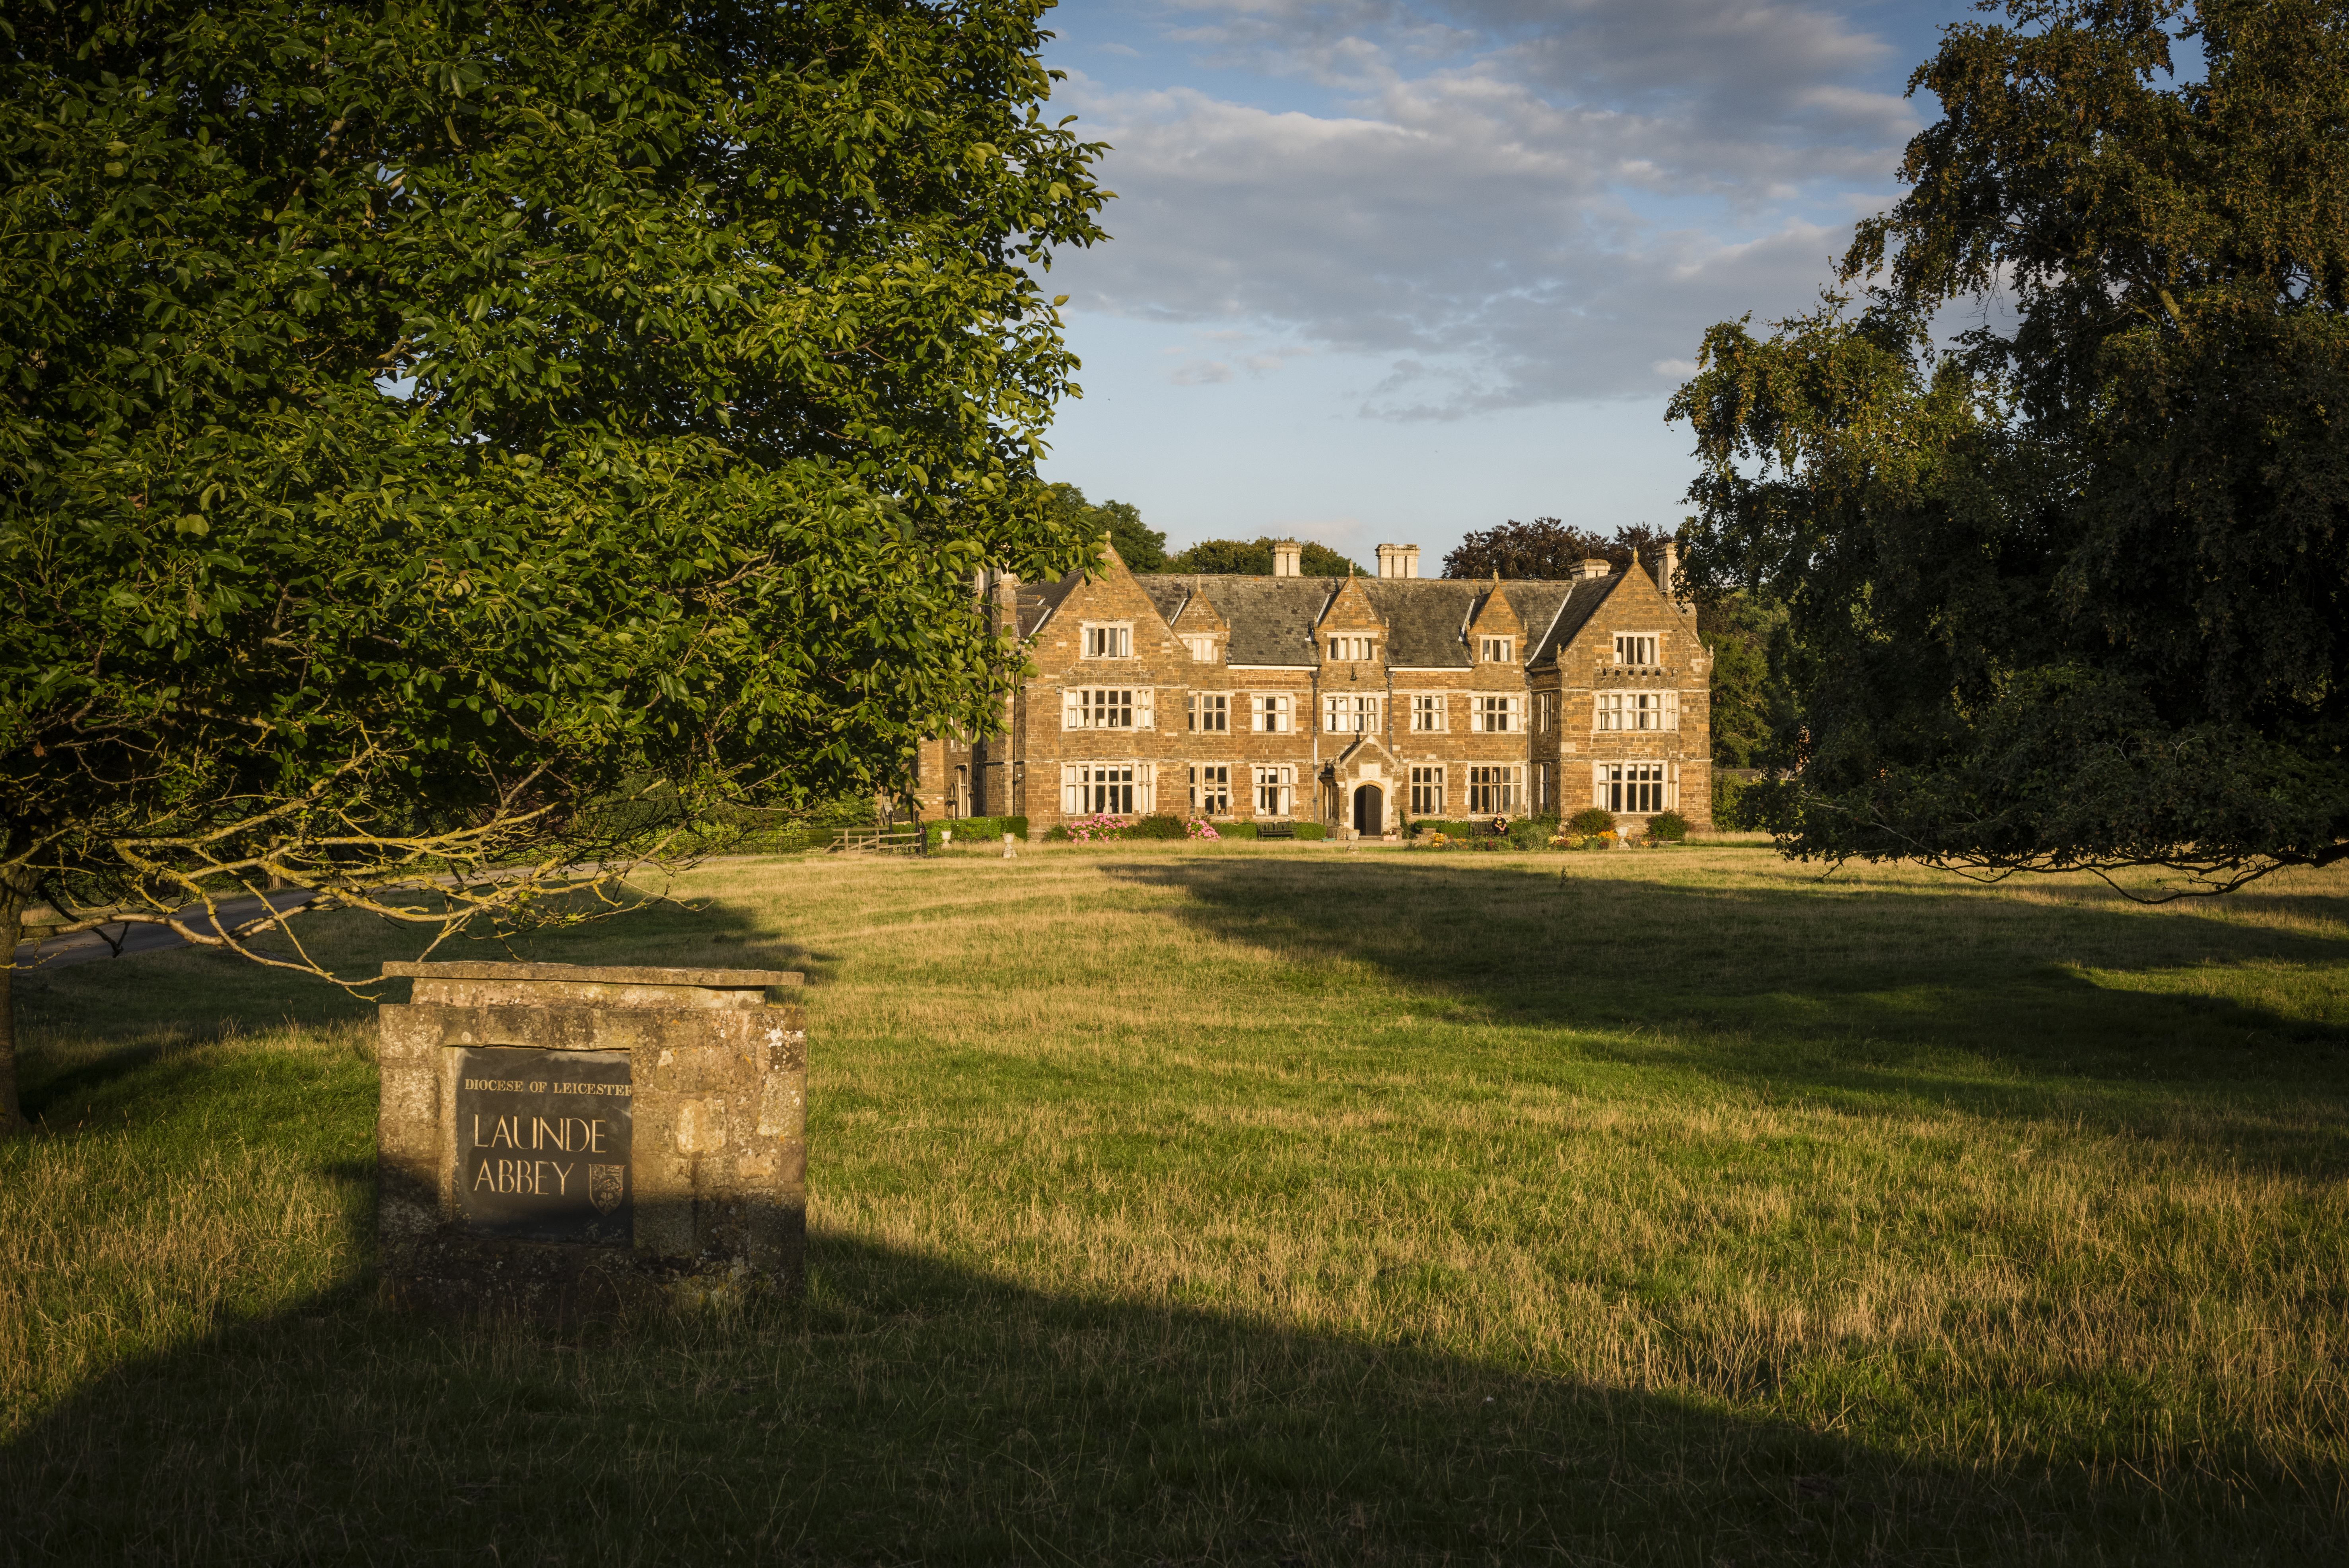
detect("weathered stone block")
[374,961,806,1318]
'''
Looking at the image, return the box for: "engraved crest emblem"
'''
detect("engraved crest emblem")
[589,1164,626,1214]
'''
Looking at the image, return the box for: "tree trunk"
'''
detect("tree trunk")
[0,887,27,1136]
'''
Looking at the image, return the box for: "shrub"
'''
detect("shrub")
[1712,775,1752,829]
[1219,821,1259,840]
[1295,823,1326,840]
[1042,824,1071,842]
[1128,814,1187,840]
[1505,818,1549,851]
[926,815,1028,848]
[1648,811,1690,842]
[1186,818,1221,840]
[1566,806,1618,838]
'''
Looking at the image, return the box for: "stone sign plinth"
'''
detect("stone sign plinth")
[375,961,805,1317]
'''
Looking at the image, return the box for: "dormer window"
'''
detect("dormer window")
[1480,636,1513,663]
[1614,633,1658,667]
[1183,634,1218,663]
[1084,624,1132,659]
[1328,636,1375,661]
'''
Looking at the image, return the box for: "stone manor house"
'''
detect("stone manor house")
[911,539,1712,837]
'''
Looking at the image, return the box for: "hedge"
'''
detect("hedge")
[1159,820,1323,841]
[926,815,1028,848]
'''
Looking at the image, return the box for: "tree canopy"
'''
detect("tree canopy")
[1441,518,1665,580]
[0,0,1109,1130]
[1671,0,2349,894]
[1164,537,1361,576]
[1044,482,1165,571]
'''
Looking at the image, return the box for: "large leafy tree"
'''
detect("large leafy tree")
[1164,537,1360,576]
[1440,517,1664,579]
[1671,0,2349,893]
[0,0,1109,1130]
[1044,482,1164,570]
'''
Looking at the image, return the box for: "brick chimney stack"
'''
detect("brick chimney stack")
[1271,539,1303,577]
[1375,543,1421,579]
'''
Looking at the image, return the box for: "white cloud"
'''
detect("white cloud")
[1170,358,1237,384]
[1050,0,1919,416]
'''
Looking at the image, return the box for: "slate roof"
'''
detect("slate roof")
[1027,565,1635,667]
[1015,575,1079,638]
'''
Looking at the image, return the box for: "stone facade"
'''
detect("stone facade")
[376,961,806,1317]
[910,543,1712,836]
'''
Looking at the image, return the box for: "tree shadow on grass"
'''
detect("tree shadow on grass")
[1097,857,2349,1172]
[5,1229,2340,1567]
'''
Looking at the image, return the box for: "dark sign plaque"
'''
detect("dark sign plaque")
[455,1048,632,1244]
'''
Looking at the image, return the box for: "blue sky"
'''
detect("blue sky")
[1029,0,1972,569]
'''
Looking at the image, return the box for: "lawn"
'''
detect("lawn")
[4,841,2346,1564]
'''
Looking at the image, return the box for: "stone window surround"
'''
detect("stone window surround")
[1468,692,1524,734]
[1592,759,1680,813]
[1595,689,1679,732]
[1612,630,1666,668]
[1061,686,1155,730]
[1248,692,1294,733]
[1189,763,1234,815]
[1063,760,1157,815]
[1321,693,1381,734]
[1252,763,1297,817]
[1080,621,1135,659]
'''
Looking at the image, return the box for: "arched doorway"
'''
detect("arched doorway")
[1353,784,1384,836]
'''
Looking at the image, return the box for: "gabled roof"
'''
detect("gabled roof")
[1016,574,1080,638]
[1316,573,1388,631]
[1138,575,1339,665]
[1523,575,1621,664]
[1027,568,1624,667]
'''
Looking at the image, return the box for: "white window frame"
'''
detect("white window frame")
[1321,694,1380,735]
[1183,634,1218,663]
[1062,761,1156,816]
[1251,693,1292,733]
[1595,690,1678,731]
[1409,766,1445,817]
[1409,694,1447,733]
[1188,692,1229,733]
[1465,765,1520,814]
[1613,632,1661,668]
[1480,636,1514,663]
[1190,763,1233,816]
[1327,635,1375,662]
[1592,761,1677,813]
[1471,694,1522,734]
[1083,623,1134,659]
[1062,688,1154,730]
[1253,764,1295,818]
